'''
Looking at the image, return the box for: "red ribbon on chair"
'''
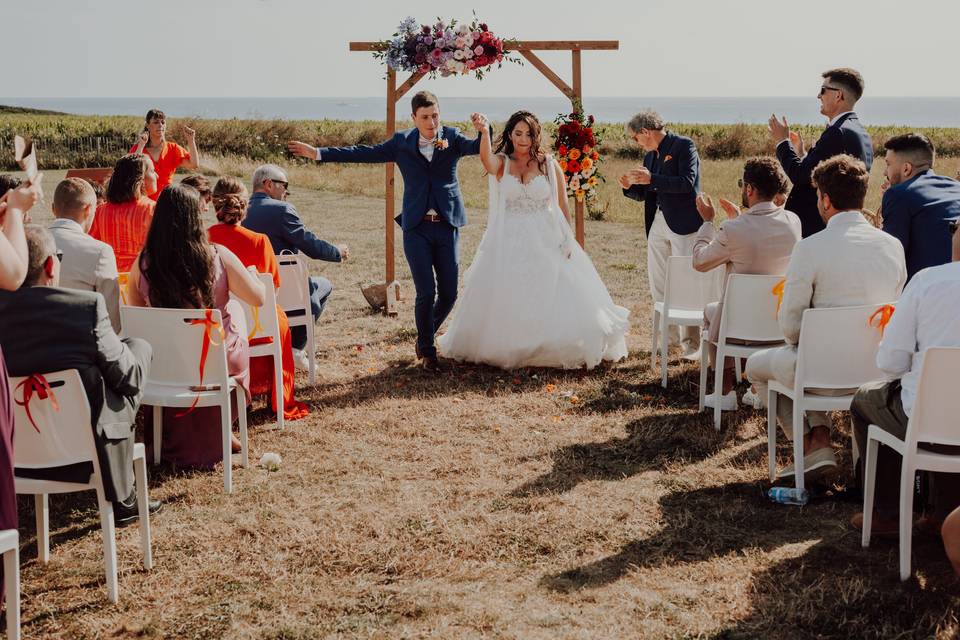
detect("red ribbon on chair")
[14,374,60,433]
[176,309,225,417]
[772,278,786,315]
[868,304,896,335]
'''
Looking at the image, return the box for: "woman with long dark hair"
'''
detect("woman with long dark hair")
[131,108,200,201]
[437,110,629,369]
[89,153,158,271]
[127,184,265,467]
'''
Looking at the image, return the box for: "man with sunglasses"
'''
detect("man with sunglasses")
[879,133,960,281]
[769,68,873,238]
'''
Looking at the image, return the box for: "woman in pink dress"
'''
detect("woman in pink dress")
[127,184,265,468]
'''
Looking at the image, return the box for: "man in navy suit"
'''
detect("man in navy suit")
[288,91,481,371]
[620,109,702,358]
[880,133,960,280]
[769,68,873,237]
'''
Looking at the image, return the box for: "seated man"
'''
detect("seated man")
[242,164,348,368]
[745,155,907,483]
[0,225,159,523]
[693,157,802,410]
[880,133,960,281]
[48,177,122,331]
[850,217,960,534]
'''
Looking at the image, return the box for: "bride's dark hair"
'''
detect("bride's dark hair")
[494,110,546,173]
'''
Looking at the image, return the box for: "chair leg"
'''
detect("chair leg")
[96,487,118,603]
[734,356,743,383]
[793,400,805,494]
[713,346,724,432]
[134,453,153,570]
[34,494,48,564]
[236,388,249,469]
[697,342,708,413]
[767,390,777,483]
[221,396,233,494]
[3,544,20,640]
[274,350,284,431]
[899,463,916,581]
[660,318,669,389]
[861,436,880,547]
[152,405,163,465]
[650,309,659,372]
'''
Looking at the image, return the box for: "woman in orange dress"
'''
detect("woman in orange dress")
[131,108,200,201]
[208,177,309,422]
[90,153,157,272]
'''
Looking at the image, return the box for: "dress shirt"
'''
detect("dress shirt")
[876,260,960,416]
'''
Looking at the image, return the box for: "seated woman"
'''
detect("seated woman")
[90,153,158,272]
[208,177,309,421]
[127,184,265,468]
[131,108,200,200]
[180,174,213,215]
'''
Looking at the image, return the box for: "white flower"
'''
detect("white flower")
[569,177,581,190]
[454,61,466,74]
[454,36,465,49]
[464,35,474,47]
[457,23,469,35]
[445,59,457,71]
[464,50,473,59]
[259,452,282,471]
[453,49,464,60]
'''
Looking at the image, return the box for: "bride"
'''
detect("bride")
[436,110,629,369]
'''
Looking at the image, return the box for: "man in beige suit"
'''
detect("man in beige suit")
[48,178,122,331]
[746,155,907,483]
[693,157,802,410]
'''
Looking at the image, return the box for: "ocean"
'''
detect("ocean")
[3,96,960,127]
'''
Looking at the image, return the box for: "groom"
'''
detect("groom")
[288,91,482,371]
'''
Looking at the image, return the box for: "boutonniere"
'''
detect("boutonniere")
[663,154,673,163]
[434,132,449,150]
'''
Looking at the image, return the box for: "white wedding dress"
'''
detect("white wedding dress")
[437,155,629,369]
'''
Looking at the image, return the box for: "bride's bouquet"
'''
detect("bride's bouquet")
[375,16,518,79]
[554,108,603,202]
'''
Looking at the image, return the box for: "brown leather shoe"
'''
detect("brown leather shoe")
[422,354,445,373]
[851,511,899,536]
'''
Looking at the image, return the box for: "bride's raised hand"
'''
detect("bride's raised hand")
[471,112,489,134]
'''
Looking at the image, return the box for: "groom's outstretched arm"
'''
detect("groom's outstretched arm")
[451,127,485,157]
[288,135,400,164]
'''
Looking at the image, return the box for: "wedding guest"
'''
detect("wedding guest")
[0,175,20,198]
[770,68,873,237]
[241,164,348,368]
[180,174,213,212]
[208,176,309,421]
[943,506,960,575]
[49,177,122,331]
[131,108,199,200]
[126,185,265,467]
[849,217,960,535]
[90,153,157,272]
[692,157,802,410]
[880,133,960,280]
[0,224,160,524]
[745,155,906,484]
[85,178,106,206]
[620,109,702,358]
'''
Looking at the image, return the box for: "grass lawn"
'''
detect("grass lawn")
[9,160,960,639]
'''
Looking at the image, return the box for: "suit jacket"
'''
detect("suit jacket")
[777,112,873,238]
[881,169,960,280]
[779,211,906,345]
[622,131,702,236]
[0,287,151,502]
[48,218,122,332]
[243,192,342,262]
[318,126,481,230]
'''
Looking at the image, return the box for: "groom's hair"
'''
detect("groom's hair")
[411,91,438,115]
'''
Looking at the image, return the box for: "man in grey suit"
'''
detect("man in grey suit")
[48,178,122,331]
[0,226,159,523]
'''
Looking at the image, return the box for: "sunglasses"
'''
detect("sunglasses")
[270,179,289,190]
[818,85,843,97]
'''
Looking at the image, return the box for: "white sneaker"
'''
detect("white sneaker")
[742,388,763,409]
[704,390,738,411]
[292,348,311,372]
[681,342,701,361]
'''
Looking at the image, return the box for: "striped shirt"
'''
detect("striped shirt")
[89,197,155,272]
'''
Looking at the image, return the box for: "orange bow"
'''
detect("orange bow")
[15,373,60,433]
[772,278,786,315]
[176,309,225,417]
[868,304,896,335]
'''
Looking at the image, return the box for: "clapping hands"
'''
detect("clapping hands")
[768,114,791,143]
[696,193,740,223]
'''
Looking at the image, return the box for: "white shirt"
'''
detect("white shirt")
[876,260,960,416]
[313,136,436,162]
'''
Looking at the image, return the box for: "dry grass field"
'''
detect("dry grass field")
[8,157,960,639]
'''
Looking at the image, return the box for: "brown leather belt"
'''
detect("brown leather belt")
[424,212,443,222]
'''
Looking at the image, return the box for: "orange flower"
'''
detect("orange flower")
[568,148,581,161]
[587,176,598,186]
[663,154,673,163]
[580,157,593,170]
[575,189,585,201]
[583,145,592,155]
[558,159,567,171]
[591,150,599,160]
[545,384,557,393]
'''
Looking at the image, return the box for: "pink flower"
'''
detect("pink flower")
[430,48,443,62]
[474,46,484,56]
[466,59,476,69]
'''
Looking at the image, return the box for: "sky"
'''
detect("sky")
[6,0,958,98]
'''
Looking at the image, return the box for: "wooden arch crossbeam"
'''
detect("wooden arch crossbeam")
[348,39,619,314]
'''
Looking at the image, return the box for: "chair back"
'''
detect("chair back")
[906,347,960,448]
[717,274,785,343]
[120,306,230,387]
[9,369,96,470]
[664,256,722,311]
[795,303,892,390]
[232,273,280,344]
[276,253,310,317]
[65,167,113,186]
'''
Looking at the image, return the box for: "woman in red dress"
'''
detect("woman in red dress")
[131,108,200,200]
[89,153,157,272]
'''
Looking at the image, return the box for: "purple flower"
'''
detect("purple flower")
[423,35,433,45]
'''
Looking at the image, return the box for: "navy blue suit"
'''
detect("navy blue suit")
[318,126,481,358]
[621,131,702,237]
[881,169,960,280]
[777,112,873,237]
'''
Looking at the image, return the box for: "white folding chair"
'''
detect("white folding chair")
[698,274,786,430]
[232,272,284,430]
[862,347,960,581]
[767,303,893,492]
[10,369,152,604]
[651,256,723,388]
[277,253,316,385]
[0,529,19,639]
[121,306,248,493]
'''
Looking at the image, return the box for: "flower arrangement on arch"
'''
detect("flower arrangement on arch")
[375,16,519,79]
[554,108,603,202]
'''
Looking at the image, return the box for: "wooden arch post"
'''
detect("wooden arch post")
[349,39,619,314]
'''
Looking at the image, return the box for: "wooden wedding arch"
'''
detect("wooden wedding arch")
[348,39,619,313]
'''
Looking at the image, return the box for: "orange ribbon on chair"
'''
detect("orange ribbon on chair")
[15,373,60,433]
[176,309,225,417]
[868,304,896,335]
[772,278,786,315]
[118,272,129,305]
